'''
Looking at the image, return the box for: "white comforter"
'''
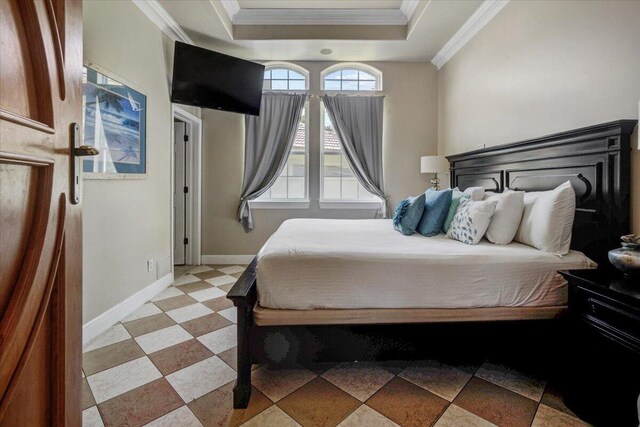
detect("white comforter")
[256,219,596,310]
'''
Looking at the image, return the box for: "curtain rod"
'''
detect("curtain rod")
[263,92,385,99]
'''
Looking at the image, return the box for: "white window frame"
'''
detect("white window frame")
[319,64,383,209]
[252,62,310,209]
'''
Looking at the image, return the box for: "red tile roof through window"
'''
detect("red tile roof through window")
[292,123,342,151]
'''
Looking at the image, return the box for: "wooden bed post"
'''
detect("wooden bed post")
[227,258,258,409]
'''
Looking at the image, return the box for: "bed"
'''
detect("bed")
[228,120,636,408]
[256,218,594,315]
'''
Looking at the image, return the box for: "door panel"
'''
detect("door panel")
[0,162,40,317]
[0,0,83,425]
[0,0,54,129]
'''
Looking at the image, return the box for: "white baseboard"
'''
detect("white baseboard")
[82,272,173,345]
[201,255,255,265]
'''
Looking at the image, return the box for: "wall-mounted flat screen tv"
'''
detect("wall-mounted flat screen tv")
[170,42,264,116]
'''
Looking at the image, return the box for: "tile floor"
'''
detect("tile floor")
[83,264,591,427]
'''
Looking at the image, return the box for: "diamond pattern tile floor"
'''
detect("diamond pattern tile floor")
[321,362,395,402]
[398,359,473,402]
[83,264,593,427]
[366,377,449,427]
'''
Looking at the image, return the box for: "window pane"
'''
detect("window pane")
[264,70,271,79]
[324,128,341,152]
[342,80,358,90]
[325,71,341,80]
[342,69,358,79]
[293,131,305,153]
[288,70,305,80]
[341,177,358,199]
[271,68,287,79]
[323,111,334,129]
[289,80,305,90]
[324,177,341,199]
[324,134,340,152]
[324,80,341,90]
[323,104,341,152]
[271,80,287,90]
[323,154,342,177]
[262,80,271,90]
[358,184,376,200]
[271,177,287,198]
[288,153,305,176]
[340,155,354,176]
[358,71,375,80]
[288,177,305,199]
[358,80,376,91]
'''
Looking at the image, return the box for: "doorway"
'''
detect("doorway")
[172,106,202,267]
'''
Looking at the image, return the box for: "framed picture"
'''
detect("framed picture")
[82,64,147,178]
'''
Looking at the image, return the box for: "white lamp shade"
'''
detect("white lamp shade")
[420,156,449,173]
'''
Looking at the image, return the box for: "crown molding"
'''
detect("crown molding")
[400,0,420,20]
[132,0,194,44]
[431,0,509,69]
[218,0,420,26]
[220,0,241,22]
[233,8,408,26]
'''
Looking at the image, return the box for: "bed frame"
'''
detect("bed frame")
[227,120,636,408]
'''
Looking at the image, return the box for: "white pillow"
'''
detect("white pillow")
[446,199,498,245]
[513,181,576,255]
[484,191,525,245]
[464,186,485,201]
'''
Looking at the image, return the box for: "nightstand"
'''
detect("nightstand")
[559,269,640,426]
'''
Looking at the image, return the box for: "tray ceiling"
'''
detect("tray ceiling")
[236,1,404,10]
[152,0,503,63]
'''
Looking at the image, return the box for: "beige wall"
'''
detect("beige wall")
[83,0,639,321]
[438,0,640,234]
[202,61,438,255]
[83,1,175,322]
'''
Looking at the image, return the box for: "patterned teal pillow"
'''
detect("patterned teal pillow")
[446,199,498,245]
[393,194,426,236]
[442,191,470,233]
[416,189,452,237]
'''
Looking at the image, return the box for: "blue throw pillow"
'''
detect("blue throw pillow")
[417,188,453,237]
[393,194,426,236]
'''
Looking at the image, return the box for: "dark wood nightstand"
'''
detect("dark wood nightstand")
[559,269,640,426]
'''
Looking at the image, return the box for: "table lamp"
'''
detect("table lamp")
[420,155,449,190]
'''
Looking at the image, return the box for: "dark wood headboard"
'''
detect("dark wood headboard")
[446,120,637,267]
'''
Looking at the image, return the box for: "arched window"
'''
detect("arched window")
[320,64,382,201]
[321,63,382,91]
[258,63,309,201]
[263,63,309,91]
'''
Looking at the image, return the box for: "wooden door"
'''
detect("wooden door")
[0,0,83,425]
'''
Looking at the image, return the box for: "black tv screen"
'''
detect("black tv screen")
[171,42,265,116]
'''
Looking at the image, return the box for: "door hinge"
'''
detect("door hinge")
[183,186,189,194]
[184,134,189,142]
[184,237,189,245]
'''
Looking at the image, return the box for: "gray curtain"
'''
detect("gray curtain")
[322,94,389,217]
[238,92,308,230]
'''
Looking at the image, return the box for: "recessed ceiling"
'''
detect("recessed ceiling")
[156,0,486,62]
[218,0,420,28]
[236,1,404,10]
